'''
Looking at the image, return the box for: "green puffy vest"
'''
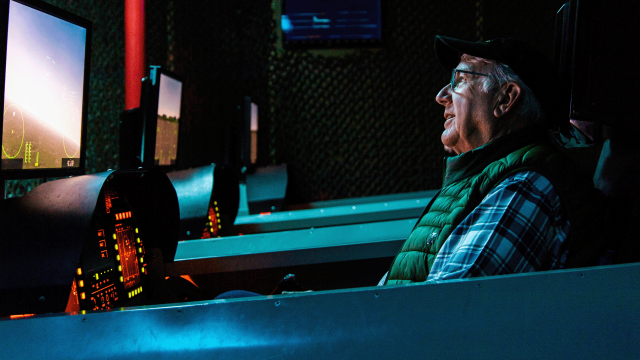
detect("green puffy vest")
[385,128,604,285]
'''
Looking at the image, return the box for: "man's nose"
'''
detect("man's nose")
[436,84,451,106]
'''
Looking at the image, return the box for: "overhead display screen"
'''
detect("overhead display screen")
[2,0,87,171]
[282,0,382,45]
[154,73,181,166]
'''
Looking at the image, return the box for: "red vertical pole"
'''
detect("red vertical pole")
[125,0,145,110]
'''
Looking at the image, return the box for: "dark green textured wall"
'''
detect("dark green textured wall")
[5,0,565,203]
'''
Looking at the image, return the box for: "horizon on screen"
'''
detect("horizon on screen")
[154,73,182,166]
[2,0,87,170]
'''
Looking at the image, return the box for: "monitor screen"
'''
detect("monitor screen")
[1,0,89,179]
[154,73,181,166]
[282,0,383,48]
[250,102,258,165]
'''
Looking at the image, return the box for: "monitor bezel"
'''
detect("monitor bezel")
[140,66,183,170]
[0,0,91,180]
[281,0,385,50]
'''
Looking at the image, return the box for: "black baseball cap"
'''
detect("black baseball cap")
[434,36,566,125]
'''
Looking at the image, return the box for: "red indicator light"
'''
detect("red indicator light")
[100,250,108,259]
[79,280,84,287]
[80,292,86,300]
[97,230,104,237]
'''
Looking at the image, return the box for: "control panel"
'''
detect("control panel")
[71,182,147,311]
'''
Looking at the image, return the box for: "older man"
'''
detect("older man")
[382,36,603,285]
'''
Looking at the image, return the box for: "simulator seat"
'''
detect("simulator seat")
[593,127,640,264]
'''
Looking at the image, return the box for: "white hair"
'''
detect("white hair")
[461,54,545,125]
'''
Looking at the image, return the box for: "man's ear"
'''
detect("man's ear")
[493,82,522,118]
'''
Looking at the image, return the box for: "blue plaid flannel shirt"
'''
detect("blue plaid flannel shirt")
[426,170,570,282]
[378,170,569,285]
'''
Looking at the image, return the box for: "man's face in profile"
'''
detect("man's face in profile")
[436,58,496,155]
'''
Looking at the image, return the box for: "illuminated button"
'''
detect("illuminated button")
[95,274,99,280]
[208,215,211,220]
[116,255,120,261]
[112,234,117,240]
[76,268,82,275]
[209,222,212,226]
[215,207,219,211]
[218,225,222,229]
[140,257,144,263]
[140,287,143,292]
[216,213,220,218]
[136,238,140,243]
[78,280,84,287]
[138,248,142,253]
[81,292,86,300]
[118,265,122,272]
[114,244,119,250]
[128,292,132,298]
[120,276,123,282]
[214,201,218,205]
[135,228,139,233]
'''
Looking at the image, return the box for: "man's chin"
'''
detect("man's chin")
[441,134,458,152]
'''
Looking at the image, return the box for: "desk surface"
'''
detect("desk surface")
[168,218,416,276]
[233,190,436,234]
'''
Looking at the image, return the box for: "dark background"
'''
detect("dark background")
[7,0,566,203]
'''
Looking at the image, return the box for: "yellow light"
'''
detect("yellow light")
[138,248,142,253]
[120,276,123,282]
[116,255,120,261]
[118,265,122,272]
[140,257,144,263]
[214,201,218,205]
[95,274,99,280]
[216,213,220,218]
[141,267,145,274]
[78,280,84,287]
[136,237,140,243]
[80,292,86,300]
[112,234,117,240]
[76,268,82,275]
[128,292,131,298]
[218,225,222,229]
[208,215,211,220]
[135,228,139,233]
[215,207,219,211]
[140,287,143,292]
[209,222,212,226]
[114,244,118,250]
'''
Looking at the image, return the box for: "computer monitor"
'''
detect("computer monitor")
[140,66,182,169]
[238,96,258,171]
[281,0,383,49]
[0,0,91,180]
[250,101,258,165]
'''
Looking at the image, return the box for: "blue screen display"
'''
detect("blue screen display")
[282,0,382,43]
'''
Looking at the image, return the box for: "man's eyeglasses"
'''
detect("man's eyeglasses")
[450,68,490,90]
